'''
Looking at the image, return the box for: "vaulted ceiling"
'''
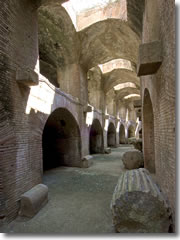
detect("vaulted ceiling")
[38,0,144,104]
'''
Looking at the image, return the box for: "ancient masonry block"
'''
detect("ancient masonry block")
[137,41,163,76]
[133,139,143,152]
[133,100,141,108]
[122,149,144,169]
[16,68,39,86]
[105,114,109,120]
[136,111,141,118]
[83,105,93,113]
[104,147,111,154]
[19,184,48,218]
[110,168,172,233]
[81,155,93,168]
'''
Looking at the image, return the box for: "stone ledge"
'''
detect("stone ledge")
[137,41,162,76]
[81,155,93,168]
[16,68,39,86]
[83,105,93,113]
[19,184,48,218]
[105,114,109,120]
[133,100,141,108]
[104,147,111,154]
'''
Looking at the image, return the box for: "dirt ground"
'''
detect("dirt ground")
[0,145,134,234]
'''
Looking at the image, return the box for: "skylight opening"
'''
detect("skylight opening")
[62,0,127,31]
[114,82,137,91]
[98,58,133,74]
[63,0,118,14]
[124,94,140,100]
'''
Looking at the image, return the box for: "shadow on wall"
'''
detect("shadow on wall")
[119,123,126,144]
[128,125,135,138]
[89,119,104,154]
[143,88,155,173]
[107,122,116,147]
[42,107,81,171]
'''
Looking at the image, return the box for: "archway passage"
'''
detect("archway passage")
[89,119,104,154]
[107,122,116,147]
[42,108,81,171]
[143,89,155,173]
[128,125,135,138]
[139,128,142,139]
[119,124,126,144]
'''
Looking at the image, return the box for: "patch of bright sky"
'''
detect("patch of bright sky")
[64,0,118,14]
[98,58,133,74]
[62,0,120,31]
[124,94,140,99]
[114,82,137,91]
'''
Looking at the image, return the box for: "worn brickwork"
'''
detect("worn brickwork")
[141,0,175,227]
[0,0,175,230]
[0,0,40,224]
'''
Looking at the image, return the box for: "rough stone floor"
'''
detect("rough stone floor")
[1,145,134,234]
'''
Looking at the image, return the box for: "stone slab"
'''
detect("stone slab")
[19,184,48,218]
[111,168,172,233]
[16,68,39,86]
[137,41,162,76]
[81,155,93,168]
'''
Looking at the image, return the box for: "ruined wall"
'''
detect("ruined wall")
[118,102,127,120]
[38,4,89,103]
[103,118,117,148]
[0,0,40,224]
[106,89,116,116]
[127,101,137,122]
[141,0,175,225]
[87,67,104,111]
[0,0,89,224]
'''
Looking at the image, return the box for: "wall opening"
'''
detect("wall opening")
[42,108,81,171]
[89,119,104,154]
[119,124,126,144]
[107,122,116,147]
[128,125,135,138]
[139,128,142,139]
[143,88,155,173]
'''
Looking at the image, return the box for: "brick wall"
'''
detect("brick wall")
[0,0,40,224]
[141,0,175,227]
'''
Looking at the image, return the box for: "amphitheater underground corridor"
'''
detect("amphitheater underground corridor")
[0,0,175,235]
[1,145,135,233]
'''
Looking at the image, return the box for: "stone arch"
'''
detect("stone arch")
[107,122,116,147]
[42,108,81,171]
[128,125,135,138]
[119,123,126,144]
[89,119,104,154]
[143,88,155,173]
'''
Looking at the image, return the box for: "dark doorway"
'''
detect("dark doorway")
[143,89,155,173]
[107,122,116,147]
[119,124,125,144]
[42,108,81,171]
[128,125,135,138]
[89,119,104,154]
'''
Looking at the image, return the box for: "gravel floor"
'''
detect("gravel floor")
[0,145,134,234]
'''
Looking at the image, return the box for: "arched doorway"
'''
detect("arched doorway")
[89,119,104,154]
[143,89,155,173]
[128,125,135,138]
[107,122,116,147]
[119,124,125,144]
[42,108,81,171]
[139,128,142,139]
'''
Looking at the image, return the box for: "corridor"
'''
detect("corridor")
[0,145,133,234]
